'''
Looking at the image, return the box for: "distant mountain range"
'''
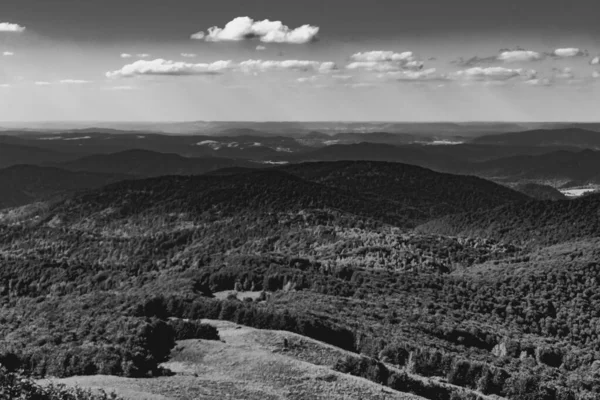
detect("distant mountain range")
[470,128,600,148]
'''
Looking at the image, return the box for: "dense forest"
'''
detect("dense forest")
[0,160,599,399]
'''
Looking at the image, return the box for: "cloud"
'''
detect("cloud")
[192,17,319,44]
[0,84,11,88]
[552,67,575,80]
[453,67,536,81]
[593,71,600,79]
[497,50,543,63]
[332,74,353,81]
[181,53,197,58]
[59,79,91,84]
[121,53,150,59]
[552,48,587,58]
[591,56,599,65]
[454,49,544,66]
[297,76,319,83]
[239,59,337,73]
[524,78,552,86]
[347,51,424,72]
[2,51,14,56]
[256,45,267,51]
[106,59,233,78]
[0,23,25,33]
[381,68,446,82]
[34,81,52,86]
[104,85,137,91]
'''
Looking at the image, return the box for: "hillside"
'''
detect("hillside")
[416,194,600,246]
[40,320,425,400]
[58,149,260,177]
[0,164,128,209]
[513,183,566,200]
[280,161,529,222]
[465,149,600,187]
[0,142,78,169]
[471,128,600,148]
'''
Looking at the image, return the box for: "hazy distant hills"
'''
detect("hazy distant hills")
[513,183,566,200]
[0,165,127,209]
[0,142,79,169]
[57,149,262,177]
[470,128,600,148]
[417,193,600,246]
[465,149,600,187]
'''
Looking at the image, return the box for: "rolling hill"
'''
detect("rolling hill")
[57,149,262,177]
[417,193,600,246]
[470,128,600,148]
[0,142,79,169]
[0,165,128,209]
[42,161,529,229]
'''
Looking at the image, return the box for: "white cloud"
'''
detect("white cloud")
[105,85,137,91]
[454,67,535,81]
[2,51,14,56]
[0,23,25,33]
[497,50,543,63]
[181,53,197,58]
[552,48,586,58]
[332,74,353,80]
[552,67,575,80]
[593,71,600,79]
[137,53,150,58]
[350,51,415,63]
[256,45,267,51]
[59,79,91,84]
[380,68,444,81]
[297,76,319,83]
[34,81,52,86]
[121,53,132,58]
[347,51,424,72]
[239,59,336,73]
[106,59,233,78]
[192,16,319,44]
[591,56,599,65]
[524,78,552,86]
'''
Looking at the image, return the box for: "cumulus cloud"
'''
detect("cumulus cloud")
[239,59,336,73]
[181,53,197,58]
[137,53,150,58]
[59,79,91,84]
[524,78,552,86]
[256,45,267,51]
[2,51,14,56]
[552,48,587,58]
[497,50,543,63]
[552,67,575,80]
[591,56,599,65]
[0,23,25,33]
[121,53,132,58]
[388,68,446,82]
[191,17,319,44]
[297,76,319,83]
[453,67,536,81]
[347,51,424,72]
[121,53,151,59]
[106,59,233,78]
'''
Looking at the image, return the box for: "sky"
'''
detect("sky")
[0,0,599,122]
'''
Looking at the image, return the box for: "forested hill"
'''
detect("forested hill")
[0,164,128,209]
[37,161,529,229]
[280,161,529,218]
[57,149,259,177]
[417,193,600,246]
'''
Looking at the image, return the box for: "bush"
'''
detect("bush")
[168,319,220,341]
